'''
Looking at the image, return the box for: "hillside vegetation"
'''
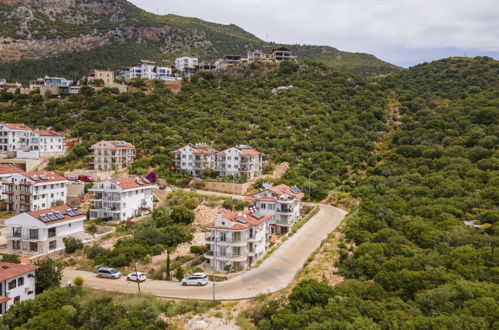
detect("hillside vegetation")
[0,0,399,81]
[252,57,499,329]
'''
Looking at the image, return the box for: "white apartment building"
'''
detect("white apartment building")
[246,184,304,234]
[205,209,271,272]
[90,141,136,171]
[5,205,85,255]
[0,164,24,200]
[89,177,156,221]
[172,144,217,176]
[175,57,198,74]
[119,61,174,80]
[216,145,263,180]
[0,123,65,159]
[2,171,68,212]
[0,262,38,314]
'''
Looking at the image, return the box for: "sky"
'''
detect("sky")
[129,0,499,67]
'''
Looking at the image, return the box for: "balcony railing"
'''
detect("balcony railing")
[205,251,247,258]
[206,237,244,243]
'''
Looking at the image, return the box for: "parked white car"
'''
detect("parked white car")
[181,273,209,286]
[127,272,146,282]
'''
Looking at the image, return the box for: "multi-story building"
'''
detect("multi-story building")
[269,47,297,62]
[205,209,271,272]
[89,177,156,221]
[0,123,65,159]
[90,141,136,171]
[247,50,267,60]
[216,145,263,180]
[86,69,115,85]
[175,57,199,75]
[2,171,68,212]
[246,184,304,234]
[215,55,244,69]
[0,262,38,314]
[0,164,24,201]
[5,205,85,255]
[119,61,174,80]
[171,144,217,176]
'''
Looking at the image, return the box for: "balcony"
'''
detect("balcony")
[277,208,293,214]
[206,236,246,246]
[204,250,247,261]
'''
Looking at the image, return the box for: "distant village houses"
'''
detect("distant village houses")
[84,69,128,93]
[29,76,80,96]
[175,57,199,76]
[118,60,178,81]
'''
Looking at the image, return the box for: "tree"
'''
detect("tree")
[51,200,64,207]
[170,206,195,225]
[174,266,185,281]
[63,237,84,254]
[85,223,98,238]
[1,253,21,263]
[34,258,64,294]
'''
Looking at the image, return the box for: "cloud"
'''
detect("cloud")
[129,0,499,67]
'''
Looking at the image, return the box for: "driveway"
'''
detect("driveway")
[63,204,347,300]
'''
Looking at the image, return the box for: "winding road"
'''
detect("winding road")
[63,204,347,300]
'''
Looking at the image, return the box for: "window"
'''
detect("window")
[49,240,57,250]
[8,280,16,290]
[51,193,54,198]
[29,229,38,239]
[261,203,266,209]
[48,227,56,238]
[12,240,20,250]
[17,277,24,286]
[29,242,38,252]
[12,227,21,237]
[14,296,20,304]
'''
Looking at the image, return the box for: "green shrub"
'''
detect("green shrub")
[63,237,84,254]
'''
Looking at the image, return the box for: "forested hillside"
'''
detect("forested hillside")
[252,57,499,329]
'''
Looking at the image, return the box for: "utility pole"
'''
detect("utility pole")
[134,261,141,293]
[212,226,217,301]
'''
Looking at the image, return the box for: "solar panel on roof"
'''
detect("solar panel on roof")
[252,211,264,219]
[73,209,82,215]
[143,178,151,184]
[67,211,76,216]
[236,217,248,224]
[291,186,302,194]
[262,182,272,189]
[47,214,56,221]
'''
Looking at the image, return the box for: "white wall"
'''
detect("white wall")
[2,271,36,312]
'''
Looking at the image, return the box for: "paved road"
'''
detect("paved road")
[63,204,347,300]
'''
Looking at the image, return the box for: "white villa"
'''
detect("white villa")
[0,262,38,314]
[89,177,156,221]
[172,143,217,176]
[216,145,263,180]
[246,184,304,234]
[247,50,267,60]
[0,123,65,159]
[90,140,136,171]
[175,57,198,75]
[5,205,85,255]
[205,209,271,272]
[2,171,68,212]
[119,60,174,81]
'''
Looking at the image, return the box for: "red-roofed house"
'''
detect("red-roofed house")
[216,145,263,180]
[171,143,218,176]
[89,177,156,221]
[246,184,304,234]
[205,209,271,272]
[5,205,85,255]
[0,123,65,159]
[2,171,68,212]
[90,141,136,171]
[0,262,38,313]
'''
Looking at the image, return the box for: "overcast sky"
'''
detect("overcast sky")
[129,0,499,67]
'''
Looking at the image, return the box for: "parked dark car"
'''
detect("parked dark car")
[78,175,94,182]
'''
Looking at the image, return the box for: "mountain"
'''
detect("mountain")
[0,0,400,82]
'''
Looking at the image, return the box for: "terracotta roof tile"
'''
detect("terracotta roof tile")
[34,129,64,137]
[0,164,24,175]
[1,123,32,130]
[0,262,39,282]
[91,141,135,150]
[21,171,67,183]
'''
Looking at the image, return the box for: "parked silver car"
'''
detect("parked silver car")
[96,267,121,279]
[181,273,209,286]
